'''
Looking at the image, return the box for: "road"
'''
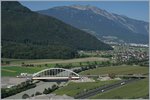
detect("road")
[74,78,141,99]
[81,74,148,78]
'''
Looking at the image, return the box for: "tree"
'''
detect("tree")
[68,63,73,68]
[35,91,42,96]
[55,63,59,68]
[47,87,52,93]
[22,62,25,65]
[79,62,82,66]
[22,94,29,99]
[1,88,7,98]
[94,61,97,65]
[87,61,90,65]
[1,60,4,64]
[43,88,49,94]
[45,64,48,67]
[31,94,34,97]
[51,84,58,91]
[108,73,116,79]
[38,65,42,67]
[56,81,61,85]
[105,61,111,66]
[6,61,10,65]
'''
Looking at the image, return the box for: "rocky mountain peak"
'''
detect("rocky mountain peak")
[70,4,117,21]
[70,4,97,10]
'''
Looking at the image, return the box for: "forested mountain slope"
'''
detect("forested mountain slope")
[2,2,112,59]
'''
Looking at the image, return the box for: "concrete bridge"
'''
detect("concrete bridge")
[32,68,80,80]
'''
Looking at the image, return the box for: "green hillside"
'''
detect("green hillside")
[1,1,112,59]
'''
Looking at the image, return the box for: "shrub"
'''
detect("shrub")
[43,88,49,94]
[22,94,29,99]
[35,91,42,96]
[108,73,116,79]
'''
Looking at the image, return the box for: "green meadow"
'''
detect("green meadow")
[90,78,149,99]
[80,65,148,75]
[53,80,118,97]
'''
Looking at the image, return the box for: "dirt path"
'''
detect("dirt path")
[2,69,16,72]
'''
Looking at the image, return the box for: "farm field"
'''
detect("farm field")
[80,65,149,75]
[90,78,149,99]
[1,57,109,77]
[2,65,148,77]
[53,80,118,97]
[1,66,46,76]
[2,57,108,66]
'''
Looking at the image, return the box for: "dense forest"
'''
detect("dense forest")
[2,1,113,59]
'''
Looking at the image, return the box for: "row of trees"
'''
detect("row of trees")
[21,60,115,69]
[21,62,35,67]
[54,61,115,70]
[2,80,36,98]
[1,60,10,65]
[72,61,115,74]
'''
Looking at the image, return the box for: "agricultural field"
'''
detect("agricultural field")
[90,78,149,99]
[2,57,108,66]
[2,64,148,77]
[2,57,109,77]
[80,65,149,75]
[1,57,107,76]
[1,66,46,76]
[53,80,118,97]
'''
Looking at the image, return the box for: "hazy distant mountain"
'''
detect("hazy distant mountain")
[38,5,149,44]
[2,2,112,59]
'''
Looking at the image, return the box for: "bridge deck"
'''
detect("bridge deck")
[32,76,80,80]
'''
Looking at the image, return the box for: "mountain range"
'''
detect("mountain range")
[38,5,149,44]
[1,2,112,59]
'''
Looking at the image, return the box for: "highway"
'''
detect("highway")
[74,78,141,99]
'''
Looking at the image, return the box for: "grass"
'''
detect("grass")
[2,65,148,77]
[90,78,149,99]
[1,61,106,77]
[2,58,62,65]
[1,57,109,77]
[53,80,118,97]
[2,57,108,67]
[1,66,46,76]
[80,65,149,75]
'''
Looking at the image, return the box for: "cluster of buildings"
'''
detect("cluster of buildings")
[113,46,149,63]
[78,44,149,64]
[115,50,148,62]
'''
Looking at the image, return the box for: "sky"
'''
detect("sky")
[20,1,149,22]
